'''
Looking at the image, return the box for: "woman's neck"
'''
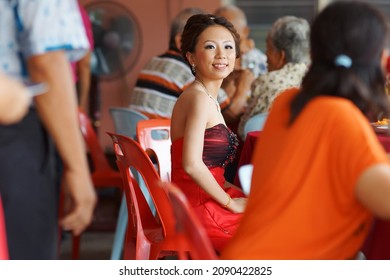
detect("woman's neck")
[194,76,222,99]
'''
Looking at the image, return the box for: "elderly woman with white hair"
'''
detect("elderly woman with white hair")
[237,16,310,140]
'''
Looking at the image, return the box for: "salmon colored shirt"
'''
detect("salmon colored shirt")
[221,88,389,259]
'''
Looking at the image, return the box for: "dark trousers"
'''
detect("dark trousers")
[0,108,60,259]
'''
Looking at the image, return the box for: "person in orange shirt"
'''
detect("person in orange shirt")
[221,1,390,260]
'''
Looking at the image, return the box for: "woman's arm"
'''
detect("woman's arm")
[356,163,390,219]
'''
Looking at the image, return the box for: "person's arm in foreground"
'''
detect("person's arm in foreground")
[27,50,97,235]
[356,164,390,219]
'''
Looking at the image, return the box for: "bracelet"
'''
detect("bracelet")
[223,195,232,208]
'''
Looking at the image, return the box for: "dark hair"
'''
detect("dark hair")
[181,13,241,74]
[169,7,205,50]
[289,1,390,124]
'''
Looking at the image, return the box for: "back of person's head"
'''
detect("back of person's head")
[214,5,249,39]
[181,14,241,75]
[290,1,390,124]
[268,15,310,65]
[169,7,204,50]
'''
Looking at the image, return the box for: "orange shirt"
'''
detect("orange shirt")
[221,88,389,259]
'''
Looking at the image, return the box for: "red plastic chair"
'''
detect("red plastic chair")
[136,119,171,181]
[160,181,218,260]
[0,197,8,260]
[78,109,122,190]
[107,132,186,259]
[65,109,123,259]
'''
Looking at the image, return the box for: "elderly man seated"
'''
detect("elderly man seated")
[237,16,310,140]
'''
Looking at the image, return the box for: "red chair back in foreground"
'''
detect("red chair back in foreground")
[136,119,171,182]
[107,132,185,259]
[160,182,218,260]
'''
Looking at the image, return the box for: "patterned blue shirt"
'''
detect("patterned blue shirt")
[0,0,89,79]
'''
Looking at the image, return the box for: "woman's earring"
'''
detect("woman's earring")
[191,64,196,74]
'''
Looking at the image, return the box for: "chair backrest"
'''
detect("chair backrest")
[107,133,176,242]
[160,182,218,260]
[136,119,171,182]
[78,108,113,173]
[112,145,159,259]
[243,112,268,140]
[109,107,148,139]
[109,107,151,203]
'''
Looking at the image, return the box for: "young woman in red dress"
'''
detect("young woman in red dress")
[170,14,247,252]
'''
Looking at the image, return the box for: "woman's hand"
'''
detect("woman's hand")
[227,197,248,213]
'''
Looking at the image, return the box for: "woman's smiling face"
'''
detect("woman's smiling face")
[191,25,236,80]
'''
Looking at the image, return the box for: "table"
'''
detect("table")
[376,134,390,151]
[235,130,390,260]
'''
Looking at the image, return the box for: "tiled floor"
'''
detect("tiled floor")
[60,231,115,260]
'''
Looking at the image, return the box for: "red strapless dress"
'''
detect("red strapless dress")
[171,124,245,252]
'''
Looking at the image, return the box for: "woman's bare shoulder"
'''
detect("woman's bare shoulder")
[179,85,210,106]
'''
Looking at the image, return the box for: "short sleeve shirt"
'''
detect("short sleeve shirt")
[0,0,89,79]
[222,88,389,259]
